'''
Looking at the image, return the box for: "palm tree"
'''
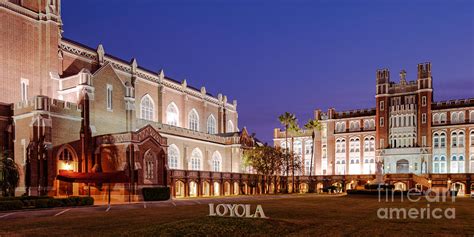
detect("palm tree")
[288,122,301,193]
[0,151,20,197]
[278,112,296,193]
[304,119,321,193]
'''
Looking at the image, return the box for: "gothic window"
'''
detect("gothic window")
[470,111,474,123]
[470,130,474,147]
[106,84,113,110]
[433,113,440,125]
[168,144,179,169]
[190,148,202,170]
[440,133,446,148]
[140,95,155,121]
[21,78,29,102]
[451,112,459,124]
[166,102,179,126]
[440,113,447,124]
[207,114,216,134]
[458,131,465,147]
[451,132,458,147]
[227,120,234,133]
[188,109,199,131]
[144,150,156,181]
[212,151,222,172]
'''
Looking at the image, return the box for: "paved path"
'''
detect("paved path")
[0,194,344,221]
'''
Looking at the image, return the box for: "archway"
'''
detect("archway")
[224,182,231,196]
[202,181,210,197]
[451,182,465,195]
[317,183,324,193]
[189,181,198,197]
[56,145,79,196]
[299,183,309,193]
[175,181,185,198]
[233,182,240,195]
[332,182,342,193]
[396,159,409,173]
[213,182,220,196]
[394,182,407,191]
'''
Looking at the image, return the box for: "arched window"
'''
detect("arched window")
[144,150,156,181]
[433,114,440,125]
[188,109,199,131]
[458,131,465,147]
[440,132,446,148]
[190,148,202,170]
[211,151,222,172]
[140,95,154,121]
[57,146,77,171]
[459,112,465,123]
[440,113,447,124]
[227,120,234,133]
[433,132,439,148]
[451,112,458,123]
[166,102,179,126]
[168,144,180,169]
[451,132,458,147]
[207,115,216,134]
[470,111,474,123]
[471,130,474,147]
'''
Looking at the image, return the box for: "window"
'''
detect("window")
[459,112,465,123]
[380,101,384,111]
[433,114,439,125]
[451,132,457,147]
[188,109,199,131]
[168,144,179,169]
[380,139,384,149]
[211,151,222,172]
[471,131,474,146]
[440,133,446,148]
[227,120,235,133]
[190,148,202,170]
[207,115,216,134]
[433,134,439,148]
[21,79,29,102]
[144,150,156,181]
[166,102,179,126]
[422,113,426,124]
[440,113,447,124]
[140,95,154,121]
[106,84,113,110]
[422,136,426,146]
[380,117,384,127]
[470,111,474,123]
[458,132,464,147]
[422,96,427,106]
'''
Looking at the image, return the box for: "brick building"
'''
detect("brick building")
[274,64,474,195]
[0,0,262,200]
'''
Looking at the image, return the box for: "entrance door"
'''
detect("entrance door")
[396,159,409,173]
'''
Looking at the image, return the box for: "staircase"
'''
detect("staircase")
[412,174,431,189]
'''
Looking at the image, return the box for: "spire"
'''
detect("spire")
[399,70,407,85]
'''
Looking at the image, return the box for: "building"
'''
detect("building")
[0,0,262,200]
[274,63,474,195]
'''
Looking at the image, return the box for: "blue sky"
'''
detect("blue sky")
[62,0,474,143]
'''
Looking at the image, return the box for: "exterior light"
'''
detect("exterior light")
[428,179,432,184]
[447,179,451,184]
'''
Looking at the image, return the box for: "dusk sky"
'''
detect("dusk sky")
[62,0,474,144]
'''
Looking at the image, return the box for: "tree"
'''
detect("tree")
[0,151,20,197]
[243,144,283,194]
[287,122,301,193]
[278,112,297,192]
[304,119,322,193]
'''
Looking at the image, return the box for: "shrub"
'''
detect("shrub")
[142,187,170,201]
[0,200,23,211]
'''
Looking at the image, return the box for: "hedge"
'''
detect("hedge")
[0,196,94,211]
[142,187,170,201]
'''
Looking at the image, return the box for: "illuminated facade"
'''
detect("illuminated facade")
[0,0,261,199]
[274,64,474,194]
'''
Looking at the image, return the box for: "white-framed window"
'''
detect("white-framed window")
[20,78,29,102]
[422,96,427,106]
[166,102,179,126]
[207,115,217,134]
[433,156,447,173]
[380,139,384,149]
[470,130,474,147]
[450,155,465,173]
[380,101,384,111]
[380,117,384,127]
[422,113,426,124]
[470,111,474,123]
[451,132,458,147]
[190,148,202,170]
[458,131,465,147]
[211,151,222,172]
[227,120,234,133]
[188,109,199,131]
[168,144,180,169]
[140,95,155,121]
[106,84,113,111]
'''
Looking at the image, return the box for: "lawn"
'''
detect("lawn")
[0,195,473,236]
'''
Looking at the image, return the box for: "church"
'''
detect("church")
[0,0,262,200]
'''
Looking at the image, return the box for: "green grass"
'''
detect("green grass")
[0,195,473,236]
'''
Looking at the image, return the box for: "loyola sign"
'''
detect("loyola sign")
[209,204,268,219]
